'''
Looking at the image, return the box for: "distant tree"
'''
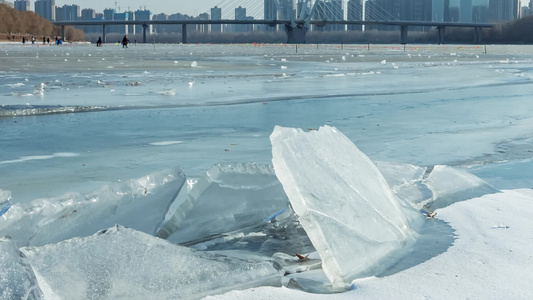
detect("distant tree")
[0,4,84,41]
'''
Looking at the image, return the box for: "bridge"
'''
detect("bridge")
[52,0,495,45]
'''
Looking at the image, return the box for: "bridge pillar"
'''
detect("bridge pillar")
[474,27,482,44]
[437,26,445,44]
[142,23,148,43]
[400,25,408,44]
[103,24,106,43]
[61,25,65,42]
[182,24,187,44]
[285,25,307,44]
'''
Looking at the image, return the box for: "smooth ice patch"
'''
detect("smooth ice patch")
[0,152,80,165]
[149,141,183,146]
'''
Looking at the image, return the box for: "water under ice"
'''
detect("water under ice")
[0,237,43,300]
[270,125,423,287]
[21,225,282,300]
[0,168,185,247]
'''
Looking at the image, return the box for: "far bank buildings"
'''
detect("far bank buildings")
[8,0,533,36]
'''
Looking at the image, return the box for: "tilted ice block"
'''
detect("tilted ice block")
[0,237,43,300]
[423,165,499,210]
[160,162,289,244]
[0,168,185,247]
[271,125,421,287]
[21,225,282,300]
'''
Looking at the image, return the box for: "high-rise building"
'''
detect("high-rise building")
[80,8,98,34]
[111,12,129,34]
[125,11,135,35]
[472,4,489,22]
[14,0,29,11]
[55,4,80,21]
[211,6,222,33]
[103,8,115,21]
[135,9,152,35]
[35,0,56,21]
[327,0,344,31]
[488,0,520,22]
[80,8,95,20]
[264,0,277,31]
[347,0,363,30]
[460,0,473,22]
[234,6,249,32]
[432,0,445,21]
[152,13,167,34]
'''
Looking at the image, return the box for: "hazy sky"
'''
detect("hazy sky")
[54,0,222,16]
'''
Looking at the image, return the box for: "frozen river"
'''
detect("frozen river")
[1,43,532,202]
[1,42,533,299]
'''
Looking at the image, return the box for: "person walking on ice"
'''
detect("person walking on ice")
[122,35,129,48]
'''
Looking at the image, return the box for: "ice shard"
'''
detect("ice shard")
[158,163,289,244]
[376,161,433,207]
[21,225,281,300]
[423,165,499,210]
[0,168,185,247]
[270,125,422,287]
[0,237,43,300]
[0,190,11,218]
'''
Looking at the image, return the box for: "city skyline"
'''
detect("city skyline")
[54,0,221,16]
[20,0,496,17]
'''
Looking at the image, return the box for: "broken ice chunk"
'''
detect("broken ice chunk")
[1,167,185,247]
[21,225,281,299]
[271,125,422,287]
[159,162,289,244]
[0,237,43,300]
[423,165,499,210]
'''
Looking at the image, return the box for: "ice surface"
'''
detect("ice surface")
[0,168,185,246]
[424,165,499,210]
[0,237,43,300]
[21,225,282,300]
[159,163,289,244]
[271,125,422,286]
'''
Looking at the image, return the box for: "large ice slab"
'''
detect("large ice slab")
[0,237,43,300]
[1,168,185,246]
[271,125,421,286]
[159,163,289,244]
[21,225,281,300]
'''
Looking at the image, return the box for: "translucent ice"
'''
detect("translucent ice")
[1,168,185,246]
[159,163,289,244]
[423,165,499,210]
[0,237,43,300]
[0,190,11,218]
[271,125,421,286]
[376,161,433,206]
[21,225,281,300]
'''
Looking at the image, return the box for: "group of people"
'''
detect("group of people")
[95,35,130,48]
[21,36,60,45]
